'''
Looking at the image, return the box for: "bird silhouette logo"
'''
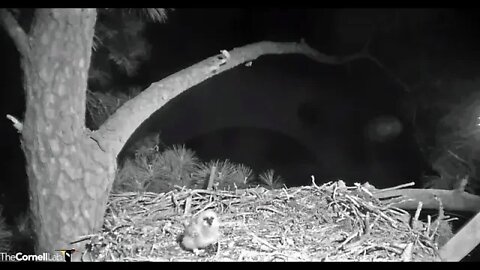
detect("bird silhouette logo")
[56,249,76,262]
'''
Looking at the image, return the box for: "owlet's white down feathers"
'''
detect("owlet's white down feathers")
[181,209,220,253]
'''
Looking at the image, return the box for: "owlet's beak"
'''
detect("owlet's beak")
[204,216,214,226]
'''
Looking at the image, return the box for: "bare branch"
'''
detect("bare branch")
[90,40,391,157]
[0,9,30,57]
[6,114,23,133]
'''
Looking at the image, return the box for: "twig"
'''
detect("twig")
[6,114,23,133]
[206,165,217,190]
[364,212,370,234]
[373,182,416,194]
[401,243,414,262]
[247,231,277,251]
[184,195,192,216]
[368,213,382,232]
[171,193,179,212]
[280,186,303,201]
[426,215,431,237]
[411,201,423,231]
[215,241,221,258]
[281,187,292,200]
[336,230,360,251]
[429,196,444,240]
[414,201,423,222]
[446,149,469,165]
[311,175,319,188]
[195,201,217,215]
[255,206,285,216]
[70,234,96,245]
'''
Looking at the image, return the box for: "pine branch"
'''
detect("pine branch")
[139,8,169,23]
[129,8,169,23]
[92,40,393,157]
[0,9,30,58]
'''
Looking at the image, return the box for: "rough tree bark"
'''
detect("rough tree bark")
[1,9,116,255]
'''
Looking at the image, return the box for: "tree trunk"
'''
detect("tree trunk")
[19,9,116,254]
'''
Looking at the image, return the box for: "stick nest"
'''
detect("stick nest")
[75,180,446,261]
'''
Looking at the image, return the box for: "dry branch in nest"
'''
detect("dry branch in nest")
[72,181,447,261]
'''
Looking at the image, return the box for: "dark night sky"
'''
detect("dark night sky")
[2,8,480,222]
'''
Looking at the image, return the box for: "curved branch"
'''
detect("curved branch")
[0,9,30,58]
[91,40,374,157]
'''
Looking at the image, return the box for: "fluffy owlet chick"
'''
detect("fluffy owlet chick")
[181,209,220,254]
